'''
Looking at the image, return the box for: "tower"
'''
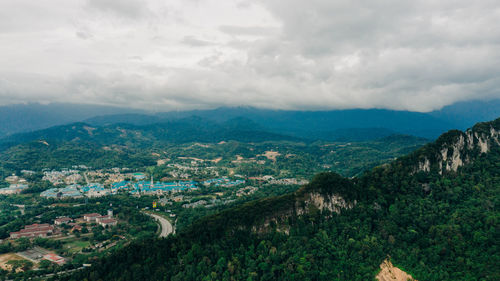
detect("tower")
[107,209,113,218]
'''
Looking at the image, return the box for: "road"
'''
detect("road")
[144,212,174,237]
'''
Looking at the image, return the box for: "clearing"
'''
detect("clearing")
[376,259,416,281]
[0,253,25,271]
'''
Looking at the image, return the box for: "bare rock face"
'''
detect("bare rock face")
[300,192,354,214]
[254,192,354,234]
[417,122,499,174]
[376,260,416,281]
[418,158,430,172]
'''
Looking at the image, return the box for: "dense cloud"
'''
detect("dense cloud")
[0,0,499,111]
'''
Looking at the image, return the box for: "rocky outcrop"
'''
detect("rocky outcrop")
[416,120,499,174]
[299,192,354,215]
[253,190,354,234]
[376,260,416,281]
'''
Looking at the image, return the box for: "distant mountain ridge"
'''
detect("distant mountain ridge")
[0,117,300,151]
[0,103,143,137]
[0,99,499,140]
[84,99,500,140]
[86,107,451,139]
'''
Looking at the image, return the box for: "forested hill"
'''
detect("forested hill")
[0,117,299,151]
[1,99,499,140]
[62,118,500,281]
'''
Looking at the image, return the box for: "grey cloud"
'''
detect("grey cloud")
[84,0,150,19]
[0,0,499,112]
[219,25,279,37]
[181,36,217,47]
[76,30,93,40]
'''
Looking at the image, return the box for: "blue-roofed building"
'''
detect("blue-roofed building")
[81,183,110,197]
[202,177,245,187]
[0,184,29,195]
[81,183,104,193]
[132,173,146,180]
[40,186,83,199]
[202,177,229,186]
[129,180,197,195]
[111,181,130,193]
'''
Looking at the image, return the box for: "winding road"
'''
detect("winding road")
[144,212,174,237]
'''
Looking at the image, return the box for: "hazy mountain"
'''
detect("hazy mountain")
[87,107,451,139]
[1,99,499,141]
[430,99,500,129]
[0,103,143,137]
[0,117,299,151]
[87,100,500,140]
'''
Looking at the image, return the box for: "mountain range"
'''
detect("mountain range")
[1,99,499,141]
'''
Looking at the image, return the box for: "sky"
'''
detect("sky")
[0,0,499,112]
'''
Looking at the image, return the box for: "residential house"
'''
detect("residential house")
[54,217,72,225]
[9,223,54,239]
[83,213,101,222]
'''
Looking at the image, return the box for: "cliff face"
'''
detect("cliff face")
[250,189,355,234]
[250,174,357,234]
[416,118,500,174]
[299,192,354,215]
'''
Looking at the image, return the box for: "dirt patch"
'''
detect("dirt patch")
[190,143,211,148]
[259,151,281,161]
[376,260,416,281]
[83,126,96,135]
[0,253,24,271]
[157,159,168,166]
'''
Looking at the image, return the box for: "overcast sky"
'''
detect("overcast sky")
[0,0,499,112]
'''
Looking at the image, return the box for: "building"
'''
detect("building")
[83,213,101,222]
[5,175,26,184]
[82,183,110,197]
[70,224,82,233]
[99,218,117,227]
[54,217,72,225]
[9,224,54,239]
[132,173,146,180]
[0,184,29,195]
[43,253,66,265]
[40,186,83,199]
[95,215,110,223]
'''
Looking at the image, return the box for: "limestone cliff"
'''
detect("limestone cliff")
[414,118,500,174]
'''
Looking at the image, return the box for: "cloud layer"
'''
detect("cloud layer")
[0,0,499,111]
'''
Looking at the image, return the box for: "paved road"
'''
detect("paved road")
[144,212,174,237]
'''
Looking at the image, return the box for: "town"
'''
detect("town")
[0,154,309,279]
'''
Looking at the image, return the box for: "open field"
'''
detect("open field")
[0,253,25,271]
[64,239,91,254]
